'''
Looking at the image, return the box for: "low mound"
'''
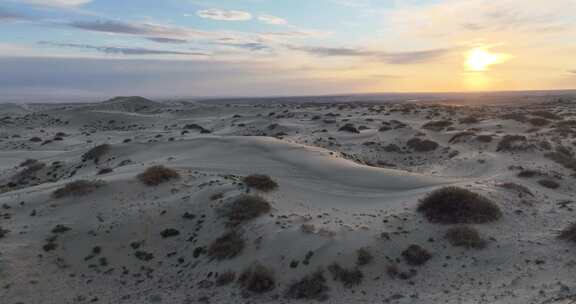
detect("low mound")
[418,187,502,224]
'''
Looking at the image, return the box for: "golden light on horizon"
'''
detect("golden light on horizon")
[464,47,508,72]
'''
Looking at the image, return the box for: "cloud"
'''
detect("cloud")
[217,42,272,52]
[67,20,208,39]
[0,8,31,21]
[146,37,189,44]
[19,0,92,8]
[39,41,207,56]
[196,9,252,21]
[258,14,287,25]
[289,45,450,64]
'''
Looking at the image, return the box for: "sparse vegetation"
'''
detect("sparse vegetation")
[138,165,180,186]
[401,244,432,266]
[208,231,245,260]
[328,263,363,288]
[444,226,486,249]
[239,263,276,294]
[52,180,104,199]
[218,194,271,226]
[418,187,502,224]
[422,120,452,131]
[497,135,530,152]
[216,271,236,286]
[285,270,329,301]
[242,174,278,192]
[538,179,560,189]
[338,123,360,133]
[0,226,9,239]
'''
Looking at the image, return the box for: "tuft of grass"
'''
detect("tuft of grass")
[208,231,245,260]
[242,174,278,192]
[52,180,104,199]
[285,270,329,301]
[418,187,502,224]
[559,223,576,243]
[401,244,432,266]
[239,263,276,294]
[218,194,271,227]
[422,120,452,131]
[444,226,486,249]
[497,135,529,152]
[327,263,363,288]
[82,144,111,164]
[138,165,180,186]
[476,135,493,143]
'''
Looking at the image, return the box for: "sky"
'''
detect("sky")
[0,0,575,99]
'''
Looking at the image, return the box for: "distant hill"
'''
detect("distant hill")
[82,96,165,113]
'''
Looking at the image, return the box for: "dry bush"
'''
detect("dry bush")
[328,263,363,288]
[559,223,576,243]
[459,116,480,124]
[444,226,486,249]
[422,120,452,131]
[138,165,180,186]
[338,123,360,133]
[356,247,373,266]
[449,131,475,144]
[242,174,278,192]
[517,169,545,178]
[82,144,111,164]
[418,187,502,224]
[239,263,276,294]
[52,180,104,199]
[19,159,39,167]
[500,113,527,122]
[407,137,439,152]
[208,231,245,260]
[285,270,329,301]
[531,110,560,120]
[218,194,271,226]
[538,179,560,189]
[401,244,432,266]
[216,271,236,286]
[528,117,550,127]
[497,135,530,152]
[0,226,9,239]
[498,182,534,197]
[476,135,493,143]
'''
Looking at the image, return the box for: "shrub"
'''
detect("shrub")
[160,228,180,238]
[285,270,329,301]
[401,245,432,266]
[444,226,486,249]
[422,120,452,131]
[138,165,180,186]
[19,159,39,167]
[97,168,113,175]
[449,131,475,144]
[218,195,271,226]
[528,118,550,127]
[208,231,245,260]
[52,180,104,199]
[242,174,278,192]
[497,182,534,197]
[338,123,360,133]
[0,226,9,239]
[559,223,576,243]
[239,263,276,294]
[531,111,560,120]
[497,135,530,152]
[82,144,111,164]
[418,187,502,224]
[460,116,479,124]
[407,138,439,152]
[327,263,363,288]
[476,135,493,143]
[545,146,576,172]
[29,137,42,142]
[356,247,373,266]
[216,271,236,286]
[538,179,560,189]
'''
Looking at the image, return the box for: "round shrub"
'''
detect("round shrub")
[418,187,502,224]
[444,226,486,249]
[208,231,245,260]
[218,195,271,226]
[138,165,180,186]
[242,174,278,192]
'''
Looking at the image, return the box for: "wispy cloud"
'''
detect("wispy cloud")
[196,9,252,21]
[39,41,208,56]
[19,0,92,8]
[0,8,30,21]
[146,37,188,44]
[258,14,287,25]
[288,45,451,64]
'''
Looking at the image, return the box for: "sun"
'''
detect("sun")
[464,47,507,72]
